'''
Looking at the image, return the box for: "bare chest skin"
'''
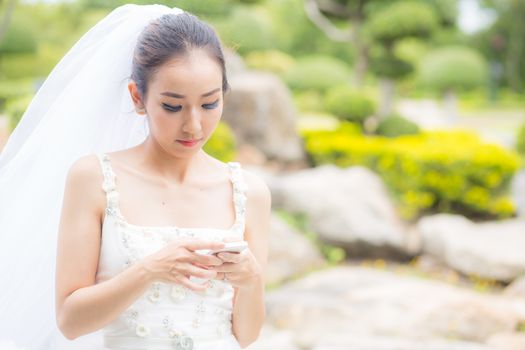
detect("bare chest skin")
[101,153,236,230]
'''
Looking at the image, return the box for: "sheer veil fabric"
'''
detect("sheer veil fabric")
[0,4,184,349]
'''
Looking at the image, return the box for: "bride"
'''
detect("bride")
[0,4,270,350]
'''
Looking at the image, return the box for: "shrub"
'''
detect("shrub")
[5,94,34,132]
[375,114,420,137]
[324,85,376,125]
[203,121,237,162]
[293,90,325,113]
[418,46,488,93]
[284,55,352,92]
[517,124,525,156]
[245,50,295,76]
[367,1,438,45]
[215,6,275,55]
[302,125,521,220]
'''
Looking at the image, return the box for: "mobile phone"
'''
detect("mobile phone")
[196,241,248,256]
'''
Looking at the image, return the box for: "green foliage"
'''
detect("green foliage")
[517,123,525,156]
[0,79,35,109]
[367,1,438,45]
[5,95,34,132]
[375,115,420,137]
[293,90,326,113]
[274,209,345,265]
[203,121,237,162]
[0,16,38,54]
[370,54,413,79]
[214,6,275,54]
[244,50,295,76]
[418,46,488,92]
[324,85,376,125]
[302,125,521,221]
[284,55,352,92]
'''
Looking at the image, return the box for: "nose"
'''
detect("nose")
[182,106,202,136]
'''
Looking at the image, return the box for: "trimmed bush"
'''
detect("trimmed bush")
[302,125,521,220]
[375,114,420,137]
[203,121,237,162]
[284,55,352,92]
[245,50,295,76]
[418,46,488,92]
[324,85,376,125]
[367,1,438,45]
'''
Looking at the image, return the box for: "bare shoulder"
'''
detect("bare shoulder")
[240,167,272,209]
[65,154,106,219]
[67,154,102,179]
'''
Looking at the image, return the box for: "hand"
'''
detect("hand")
[141,237,225,292]
[212,237,262,290]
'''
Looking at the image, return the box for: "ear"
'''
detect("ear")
[128,80,146,115]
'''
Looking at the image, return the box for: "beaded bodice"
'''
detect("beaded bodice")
[94,153,247,350]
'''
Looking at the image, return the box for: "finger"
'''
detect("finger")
[180,262,218,280]
[190,253,224,267]
[216,252,243,263]
[184,240,225,252]
[213,262,235,273]
[178,276,209,292]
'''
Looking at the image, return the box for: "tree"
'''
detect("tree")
[0,0,17,43]
[303,0,378,86]
[418,46,488,120]
[478,0,525,92]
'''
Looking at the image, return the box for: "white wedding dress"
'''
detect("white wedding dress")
[58,153,247,350]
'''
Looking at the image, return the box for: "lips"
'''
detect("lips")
[176,138,202,147]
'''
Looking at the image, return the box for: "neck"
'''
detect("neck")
[136,135,209,185]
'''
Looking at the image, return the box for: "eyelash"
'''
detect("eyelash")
[162,100,219,113]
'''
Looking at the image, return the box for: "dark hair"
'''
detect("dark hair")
[131,12,230,101]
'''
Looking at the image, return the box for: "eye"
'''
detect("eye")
[203,100,219,109]
[162,103,182,112]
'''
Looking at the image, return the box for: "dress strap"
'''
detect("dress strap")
[227,162,248,234]
[96,153,121,215]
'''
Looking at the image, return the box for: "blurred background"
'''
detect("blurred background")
[1,0,525,349]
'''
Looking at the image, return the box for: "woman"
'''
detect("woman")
[0,4,270,350]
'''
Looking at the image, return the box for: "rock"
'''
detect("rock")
[268,164,419,259]
[222,71,305,162]
[311,333,495,350]
[264,266,525,348]
[486,332,525,350]
[223,47,246,77]
[265,213,326,286]
[245,325,299,350]
[418,214,525,282]
[233,143,267,166]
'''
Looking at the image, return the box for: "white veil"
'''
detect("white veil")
[0,4,184,349]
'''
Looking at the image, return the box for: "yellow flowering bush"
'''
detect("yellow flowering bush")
[203,121,237,162]
[302,124,522,220]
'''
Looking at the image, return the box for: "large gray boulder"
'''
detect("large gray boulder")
[266,213,326,286]
[222,71,305,162]
[266,164,419,259]
[263,266,525,349]
[418,214,525,282]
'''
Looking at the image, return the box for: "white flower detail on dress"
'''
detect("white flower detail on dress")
[170,284,187,302]
[135,323,150,337]
[148,282,161,303]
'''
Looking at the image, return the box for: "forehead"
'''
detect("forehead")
[150,49,222,94]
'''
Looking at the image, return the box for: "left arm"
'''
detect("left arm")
[214,171,271,348]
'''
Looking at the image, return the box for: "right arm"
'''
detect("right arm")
[55,155,224,340]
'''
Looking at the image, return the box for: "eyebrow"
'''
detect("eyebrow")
[160,88,221,99]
